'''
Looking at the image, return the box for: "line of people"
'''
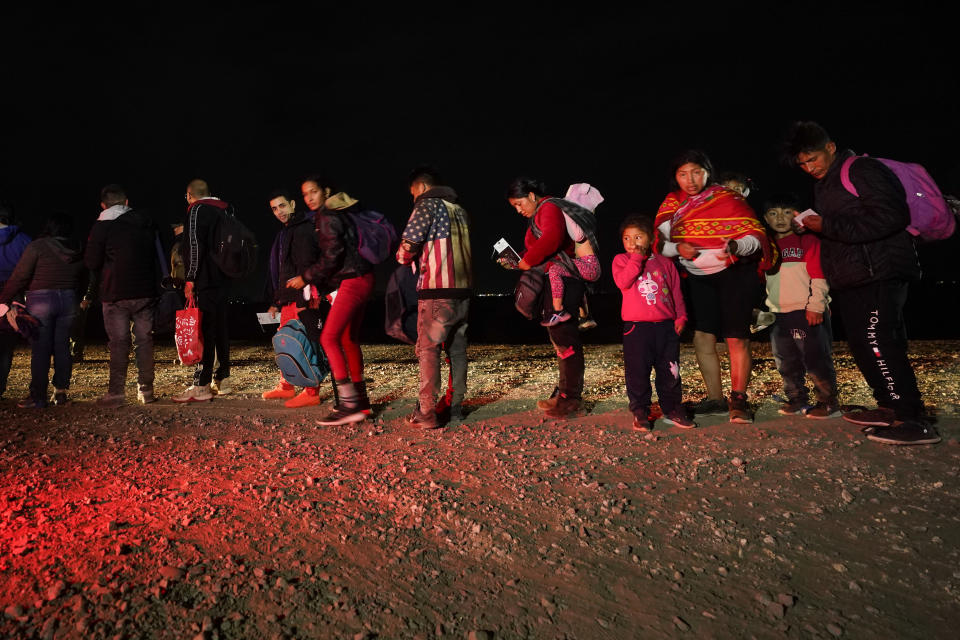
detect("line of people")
[0,121,943,446]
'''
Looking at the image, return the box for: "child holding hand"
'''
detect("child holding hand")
[613,215,694,431]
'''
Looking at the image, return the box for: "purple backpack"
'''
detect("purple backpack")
[840,155,956,242]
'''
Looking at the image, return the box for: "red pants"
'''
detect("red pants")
[321,273,374,382]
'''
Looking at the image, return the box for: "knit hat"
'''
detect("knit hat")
[564,183,604,213]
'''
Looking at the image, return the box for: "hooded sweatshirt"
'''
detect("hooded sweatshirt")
[0,236,86,305]
[0,225,32,283]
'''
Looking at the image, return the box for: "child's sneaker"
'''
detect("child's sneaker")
[541,311,572,327]
[632,415,654,432]
[778,399,807,415]
[662,413,697,429]
[804,402,842,419]
[691,396,728,416]
[578,315,598,331]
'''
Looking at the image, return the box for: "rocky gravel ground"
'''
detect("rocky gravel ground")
[1,340,958,639]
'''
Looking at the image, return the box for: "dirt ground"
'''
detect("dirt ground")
[1,339,958,640]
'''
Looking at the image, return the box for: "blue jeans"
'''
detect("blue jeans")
[415,298,469,413]
[25,289,77,404]
[102,297,156,396]
[770,310,838,404]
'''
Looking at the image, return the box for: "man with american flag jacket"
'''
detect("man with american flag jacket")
[396,168,473,429]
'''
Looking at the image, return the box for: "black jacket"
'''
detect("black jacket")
[271,211,321,306]
[302,203,372,295]
[85,209,160,302]
[182,198,231,295]
[0,236,86,305]
[813,149,921,291]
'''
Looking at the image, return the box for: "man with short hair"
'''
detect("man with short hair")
[784,121,939,445]
[0,203,32,399]
[262,188,321,406]
[84,184,160,406]
[173,179,233,402]
[396,167,472,428]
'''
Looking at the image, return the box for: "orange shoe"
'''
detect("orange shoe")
[262,380,296,400]
[284,388,320,408]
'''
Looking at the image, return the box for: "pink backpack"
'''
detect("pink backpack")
[840,155,956,242]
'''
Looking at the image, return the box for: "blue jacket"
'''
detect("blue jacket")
[0,225,32,283]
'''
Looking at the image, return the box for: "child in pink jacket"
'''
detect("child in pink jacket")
[613,215,694,431]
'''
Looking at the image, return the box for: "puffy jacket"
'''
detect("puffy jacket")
[0,225,32,283]
[269,210,320,306]
[85,209,160,302]
[813,149,920,291]
[302,194,373,295]
[0,236,86,305]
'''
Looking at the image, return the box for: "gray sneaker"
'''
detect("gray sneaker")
[138,388,156,404]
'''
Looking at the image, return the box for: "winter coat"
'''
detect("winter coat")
[813,149,920,291]
[0,236,86,305]
[85,208,160,302]
[302,194,373,296]
[269,210,320,306]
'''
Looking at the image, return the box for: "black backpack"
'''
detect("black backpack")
[210,206,258,278]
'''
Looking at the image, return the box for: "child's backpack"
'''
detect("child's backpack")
[272,318,329,388]
[210,206,259,278]
[840,155,956,242]
[347,209,399,264]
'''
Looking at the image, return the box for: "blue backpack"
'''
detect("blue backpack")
[348,209,399,264]
[272,319,329,388]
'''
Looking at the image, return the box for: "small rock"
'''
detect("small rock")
[540,597,556,616]
[841,490,854,504]
[832,563,847,573]
[767,602,786,619]
[777,594,796,607]
[826,622,844,637]
[46,580,67,601]
[467,631,493,640]
[4,604,25,619]
[731,457,744,467]
[159,566,185,581]
[848,581,862,592]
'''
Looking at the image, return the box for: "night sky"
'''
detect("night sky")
[2,3,957,301]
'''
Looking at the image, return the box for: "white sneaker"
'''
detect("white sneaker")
[172,384,213,403]
[211,378,232,396]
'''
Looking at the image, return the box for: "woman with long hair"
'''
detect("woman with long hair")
[655,150,774,423]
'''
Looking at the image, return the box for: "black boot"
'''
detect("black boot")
[317,379,367,426]
[355,380,371,414]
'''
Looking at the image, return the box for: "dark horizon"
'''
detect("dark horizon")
[3,4,958,312]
